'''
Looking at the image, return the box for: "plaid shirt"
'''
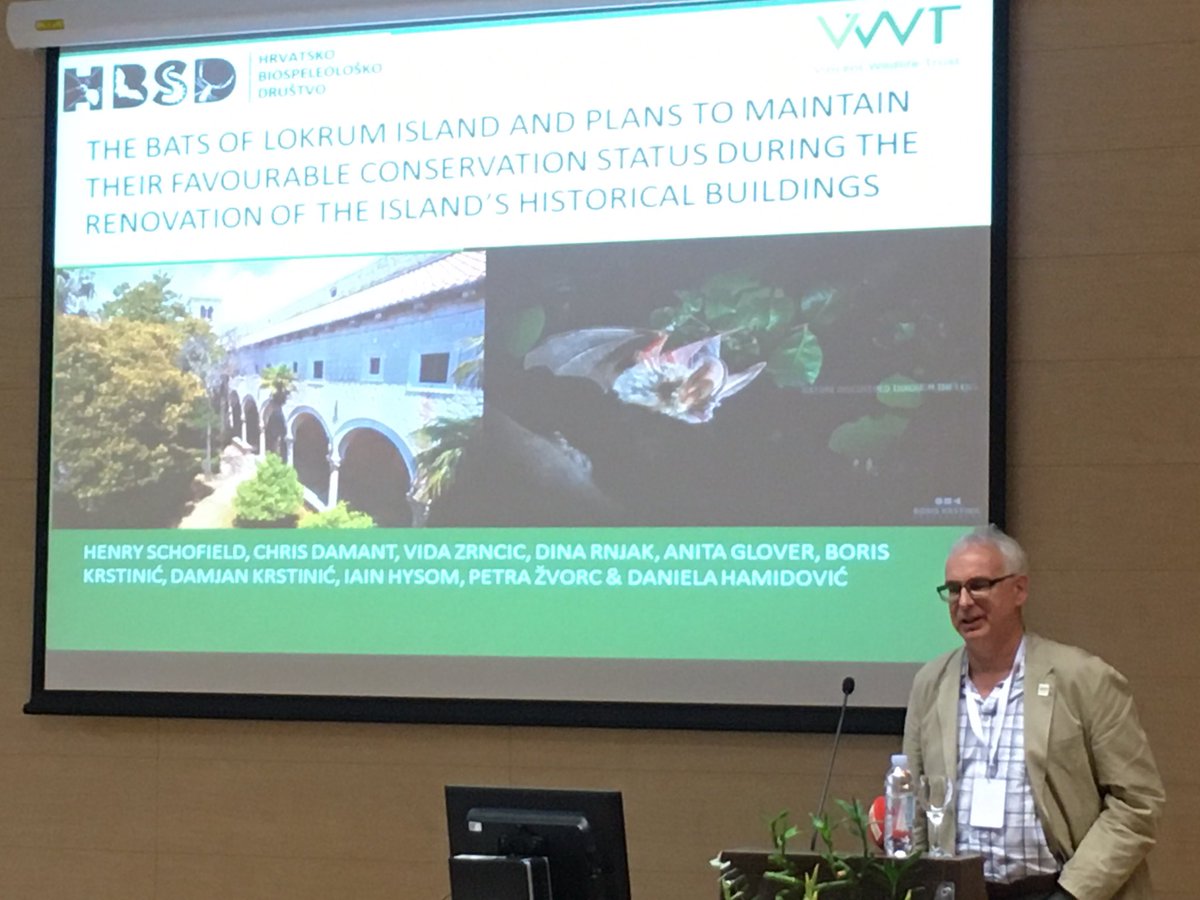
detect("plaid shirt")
[955,647,1060,884]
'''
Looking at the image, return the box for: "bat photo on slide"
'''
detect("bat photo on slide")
[524,327,765,424]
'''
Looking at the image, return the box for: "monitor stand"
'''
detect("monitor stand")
[449,854,552,900]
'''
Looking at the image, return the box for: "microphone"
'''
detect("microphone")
[810,676,856,850]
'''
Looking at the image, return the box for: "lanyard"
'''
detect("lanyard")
[964,637,1025,776]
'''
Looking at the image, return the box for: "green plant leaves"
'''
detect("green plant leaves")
[651,272,837,388]
[743,804,922,900]
[828,413,910,458]
[501,305,546,358]
[259,363,297,405]
[768,324,823,387]
[233,452,303,524]
[876,374,923,409]
[51,314,207,523]
[298,500,375,528]
[800,287,841,327]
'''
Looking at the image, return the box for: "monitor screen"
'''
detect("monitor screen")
[30,0,1006,728]
[445,785,631,900]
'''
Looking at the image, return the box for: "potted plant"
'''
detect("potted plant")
[714,800,921,900]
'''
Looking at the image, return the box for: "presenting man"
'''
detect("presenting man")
[902,526,1164,900]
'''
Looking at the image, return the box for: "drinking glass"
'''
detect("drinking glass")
[918,774,955,857]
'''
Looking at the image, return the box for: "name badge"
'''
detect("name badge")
[969,778,1006,829]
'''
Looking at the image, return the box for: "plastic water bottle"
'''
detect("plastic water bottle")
[884,753,915,857]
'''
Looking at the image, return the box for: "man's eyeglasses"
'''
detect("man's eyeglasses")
[935,573,1017,603]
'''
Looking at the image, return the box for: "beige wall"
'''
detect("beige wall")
[0,1,1196,897]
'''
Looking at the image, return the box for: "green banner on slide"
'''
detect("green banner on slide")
[47,526,964,662]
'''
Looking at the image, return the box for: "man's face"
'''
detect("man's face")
[944,543,1027,651]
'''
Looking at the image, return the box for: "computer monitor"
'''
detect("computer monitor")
[445,785,632,900]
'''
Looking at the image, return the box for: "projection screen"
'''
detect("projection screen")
[29,0,1007,730]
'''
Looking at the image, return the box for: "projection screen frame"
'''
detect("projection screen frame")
[26,0,1011,733]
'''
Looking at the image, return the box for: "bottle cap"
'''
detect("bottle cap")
[891,753,908,767]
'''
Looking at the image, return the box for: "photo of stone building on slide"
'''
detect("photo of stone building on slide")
[228,252,484,527]
[49,252,484,529]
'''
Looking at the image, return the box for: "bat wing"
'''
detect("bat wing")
[661,334,721,369]
[524,328,665,391]
[715,361,767,402]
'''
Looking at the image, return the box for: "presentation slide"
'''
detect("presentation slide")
[37,0,999,720]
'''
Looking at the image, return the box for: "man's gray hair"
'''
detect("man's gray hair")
[948,525,1029,575]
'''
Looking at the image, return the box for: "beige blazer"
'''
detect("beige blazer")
[902,633,1165,900]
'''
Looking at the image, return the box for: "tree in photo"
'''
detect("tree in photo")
[178,318,234,477]
[54,268,96,315]
[232,452,304,527]
[260,362,297,408]
[411,336,484,517]
[101,271,189,323]
[51,313,206,526]
[298,501,375,529]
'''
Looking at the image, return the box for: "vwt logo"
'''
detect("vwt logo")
[819,5,961,48]
[63,58,237,112]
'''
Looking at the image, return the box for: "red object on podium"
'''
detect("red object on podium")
[868,795,886,849]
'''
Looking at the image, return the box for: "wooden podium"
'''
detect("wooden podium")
[717,849,987,899]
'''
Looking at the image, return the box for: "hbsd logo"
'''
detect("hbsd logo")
[63,58,237,111]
